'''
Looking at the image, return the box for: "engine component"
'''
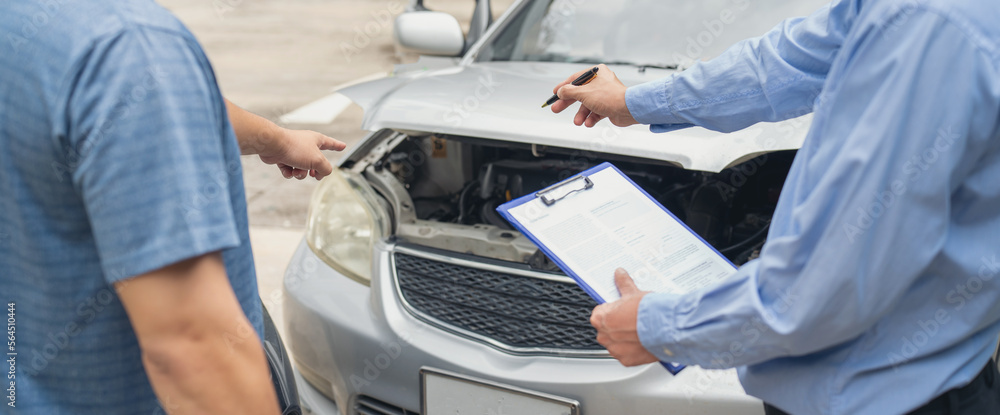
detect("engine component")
[386,151,418,186]
[377,134,791,267]
[685,180,734,247]
[478,159,587,201]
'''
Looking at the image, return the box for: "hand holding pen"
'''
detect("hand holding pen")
[542,66,599,108]
[547,64,639,128]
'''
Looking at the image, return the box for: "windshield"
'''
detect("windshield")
[478,0,829,68]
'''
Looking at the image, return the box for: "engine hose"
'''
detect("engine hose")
[719,222,771,254]
[457,181,479,224]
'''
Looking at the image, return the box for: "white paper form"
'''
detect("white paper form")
[504,166,736,302]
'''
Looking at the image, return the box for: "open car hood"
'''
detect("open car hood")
[341,61,811,173]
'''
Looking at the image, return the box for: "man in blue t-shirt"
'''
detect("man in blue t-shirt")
[0,1,343,413]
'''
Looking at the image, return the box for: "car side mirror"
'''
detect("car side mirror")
[394,11,465,56]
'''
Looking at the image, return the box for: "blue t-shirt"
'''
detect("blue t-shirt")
[0,1,262,413]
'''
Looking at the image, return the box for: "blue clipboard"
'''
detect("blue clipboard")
[496,162,737,375]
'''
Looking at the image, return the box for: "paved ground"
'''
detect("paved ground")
[160,0,515,335]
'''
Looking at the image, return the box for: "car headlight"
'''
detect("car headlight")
[306,169,389,285]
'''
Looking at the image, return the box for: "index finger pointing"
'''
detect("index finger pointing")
[317,134,347,152]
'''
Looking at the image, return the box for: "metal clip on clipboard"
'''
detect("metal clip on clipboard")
[536,175,594,206]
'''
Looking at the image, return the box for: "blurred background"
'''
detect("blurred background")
[159,0,515,333]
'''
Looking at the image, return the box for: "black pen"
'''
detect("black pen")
[542,66,599,108]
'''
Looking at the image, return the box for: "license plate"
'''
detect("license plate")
[420,367,580,415]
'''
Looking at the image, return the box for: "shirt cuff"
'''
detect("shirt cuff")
[625,79,695,133]
[636,292,684,362]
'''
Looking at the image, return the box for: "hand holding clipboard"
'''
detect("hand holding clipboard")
[497,162,738,374]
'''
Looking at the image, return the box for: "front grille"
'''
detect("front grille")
[394,252,602,351]
[355,395,417,415]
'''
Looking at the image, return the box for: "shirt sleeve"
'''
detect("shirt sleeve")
[65,26,241,283]
[625,0,851,133]
[636,8,1000,367]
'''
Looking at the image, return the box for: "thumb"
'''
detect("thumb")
[556,84,584,102]
[310,155,334,180]
[614,268,640,296]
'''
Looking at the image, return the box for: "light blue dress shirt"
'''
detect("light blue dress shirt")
[624,0,1000,414]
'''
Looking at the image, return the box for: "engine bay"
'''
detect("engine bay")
[346,132,794,269]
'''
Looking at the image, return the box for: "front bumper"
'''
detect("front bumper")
[294,365,341,415]
[283,238,763,414]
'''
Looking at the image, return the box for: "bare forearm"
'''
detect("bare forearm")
[225,98,281,155]
[141,317,279,415]
[117,253,280,415]
[224,98,346,179]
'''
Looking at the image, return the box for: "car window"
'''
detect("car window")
[478,0,830,68]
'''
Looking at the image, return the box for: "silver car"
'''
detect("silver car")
[283,0,826,413]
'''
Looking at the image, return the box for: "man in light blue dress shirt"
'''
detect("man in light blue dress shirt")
[551,0,1000,413]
